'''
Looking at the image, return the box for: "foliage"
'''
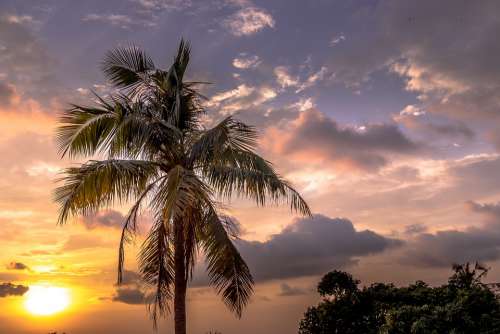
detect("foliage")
[54,40,310,328]
[299,262,500,334]
[317,270,360,298]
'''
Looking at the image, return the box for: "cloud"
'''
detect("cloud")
[403,228,500,268]
[324,0,500,147]
[61,235,111,252]
[274,65,330,93]
[465,201,500,224]
[0,283,28,297]
[274,66,300,89]
[81,210,125,230]
[134,0,192,11]
[6,262,29,270]
[207,84,276,116]
[82,14,134,28]
[330,33,346,46]
[295,66,329,93]
[402,201,500,267]
[263,109,423,172]
[111,270,149,305]
[224,7,275,36]
[235,214,401,281]
[395,106,475,141]
[278,283,307,297]
[232,54,261,69]
[289,98,315,112]
[112,287,148,305]
[207,84,255,108]
[0,15,56,107]
[0,81,18,107]
[403,224,427,236]
[4,15,35,25]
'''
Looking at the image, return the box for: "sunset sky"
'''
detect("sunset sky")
[1,0,500,333]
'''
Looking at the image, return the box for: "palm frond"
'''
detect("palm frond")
[117,177,166,285]
[54,159,159,224]
[205,158,311,216]
[138,215,174,326]
[56,97,118,158]
[150,165,213,223]
[102,45,155,89]
[199,206,254,317]
[172,39,191,84]
[148,166,214,283]
[189,116,258,167]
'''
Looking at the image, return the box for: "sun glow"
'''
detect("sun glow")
[24,285,71,316]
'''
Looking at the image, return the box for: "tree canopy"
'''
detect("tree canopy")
[299,263,500,334]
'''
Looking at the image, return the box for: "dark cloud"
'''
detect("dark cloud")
[235,214,402,281]
[0,15,58,106]
[119,270,142,285]
[326,0,500,147]
[396,112,475,142]
[418,121,475,140]
[0,81,17,107]
[278,283,307,297]
[403,223,427,236]
[270,109,423,171]
[81,210,125,230]
[403,228,500,268]
[6,262,29,270]
[111,270,150,305]
[0,282,28,297]
[466,201,500,222]
[403,201,500,267]
[112,287,148,305]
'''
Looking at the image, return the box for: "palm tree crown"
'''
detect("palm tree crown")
[54,40,310,329]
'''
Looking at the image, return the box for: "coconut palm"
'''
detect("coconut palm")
[449,261,489,289]
[54,40,310,334]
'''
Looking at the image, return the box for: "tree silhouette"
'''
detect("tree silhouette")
[299,263,500,334]
[448,261,489,289]
[54,40,310,334]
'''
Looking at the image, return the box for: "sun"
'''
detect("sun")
[24,285,71,316]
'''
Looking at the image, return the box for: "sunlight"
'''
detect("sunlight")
[24,285,70,316]
[32,265,56,273]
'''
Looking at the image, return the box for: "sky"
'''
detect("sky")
[1,0,500,333]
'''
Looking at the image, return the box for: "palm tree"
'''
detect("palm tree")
[54,40,310,334]
[449,262,489,289]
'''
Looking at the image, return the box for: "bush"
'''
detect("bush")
[299,262,500,334]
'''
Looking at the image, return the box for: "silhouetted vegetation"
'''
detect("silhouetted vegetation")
[299,262,500,334]
[54,40,310,334]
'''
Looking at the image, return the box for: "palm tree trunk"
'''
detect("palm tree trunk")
[174,219,187,334]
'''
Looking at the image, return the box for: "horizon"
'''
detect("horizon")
[1,0,500,333]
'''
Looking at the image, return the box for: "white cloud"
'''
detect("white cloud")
[331,33,346,46]
[5,15,35,25]
[207,84,255,108]
[232,54,261,69]
[296,66,328,93]
[224,7,275,36]
[274,66,300,89]
[400,105,426,117]
[207,84,277,115]
[135,0,192,11]
[26,162,61,177]
[289,98,315,112]
[76,88,90,95]
[274,65,329,92]
[82,14,133,28]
